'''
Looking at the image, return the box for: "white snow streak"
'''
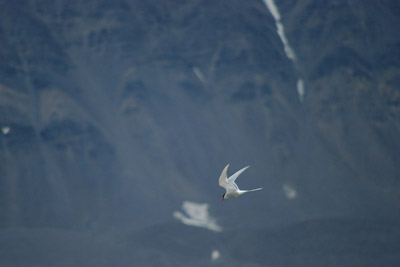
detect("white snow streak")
[193,66,207,85]
[263,0,306,102]
[173,201,222,232]
[263,0,281,20]
[263,0,296,61]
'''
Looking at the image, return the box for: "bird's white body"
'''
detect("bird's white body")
[219,164,262,200]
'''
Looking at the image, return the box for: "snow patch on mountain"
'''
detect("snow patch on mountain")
[283,184,297,199]
[263,0,296,61]
[193,66,207,85]
[1,126,10,135]
[297,79,305,102]
[263,0,306,102]
[173,201,222,232]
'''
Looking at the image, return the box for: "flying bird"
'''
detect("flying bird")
[219,164,262,201]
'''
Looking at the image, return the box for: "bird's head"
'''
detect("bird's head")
[221,193,225,201]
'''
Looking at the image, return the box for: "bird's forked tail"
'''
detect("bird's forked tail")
[248,188,263,192]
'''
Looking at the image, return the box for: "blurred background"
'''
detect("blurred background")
[0,0,400,266]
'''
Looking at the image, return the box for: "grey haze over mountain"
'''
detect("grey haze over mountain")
[0,0,399,266]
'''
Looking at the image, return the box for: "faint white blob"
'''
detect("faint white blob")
[211,249,220,261]
[192,66,207,85]
[297,79,305,102]
[1,126,10,135]
[173,201,222,232]
[263,0,297,61]
[283,184,297,199]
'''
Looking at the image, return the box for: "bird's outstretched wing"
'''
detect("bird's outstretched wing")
[219,164,230,188]
[227,165,250,185]
[219,164,237,192]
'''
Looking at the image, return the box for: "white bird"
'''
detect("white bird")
[219,164,262,201]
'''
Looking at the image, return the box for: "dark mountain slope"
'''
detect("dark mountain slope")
[0,3,399,266]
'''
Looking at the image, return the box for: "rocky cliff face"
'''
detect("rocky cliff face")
[0,0,300,230]
[0,0,399,265]
[280,0,400,212]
